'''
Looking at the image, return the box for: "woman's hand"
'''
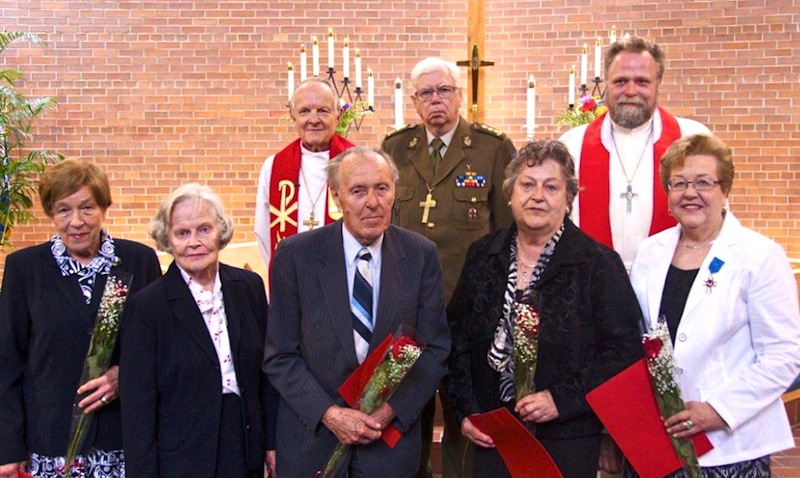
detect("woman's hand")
[461,417,494,448]
[77,365,119,414]
[664,401,728,439]
[515,389,559,423]
[0,461,25,478]
[265,450,277,478]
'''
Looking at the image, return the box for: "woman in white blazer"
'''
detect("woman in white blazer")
[629,134,800,475]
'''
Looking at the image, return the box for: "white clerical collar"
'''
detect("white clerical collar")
[300,143,331,159]
[425,125,457,149]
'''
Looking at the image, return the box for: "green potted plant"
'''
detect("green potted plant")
[0,31,62,249]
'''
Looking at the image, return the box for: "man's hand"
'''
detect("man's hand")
[265,450,277,478]
[321,405,383,445]
[368,402,396,429]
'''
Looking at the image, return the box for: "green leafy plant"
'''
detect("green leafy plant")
[555,95,608,128]
[0,31,62,249]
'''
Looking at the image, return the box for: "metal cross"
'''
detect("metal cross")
[419,192,437,223]
[457,44,494,117]
[303,212,320,229]
[620,184,638,213]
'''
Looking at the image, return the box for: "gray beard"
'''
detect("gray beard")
[609,103,655,129]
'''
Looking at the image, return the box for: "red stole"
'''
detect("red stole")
[578,107,681,249]
[268,135,354,253]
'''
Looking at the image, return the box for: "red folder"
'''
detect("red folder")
[469,407,563,478]
[338,334,402,447]
[18,470,33,478]
[585,359,713,478]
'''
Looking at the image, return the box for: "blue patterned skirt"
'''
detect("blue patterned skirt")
[28,449,124,478]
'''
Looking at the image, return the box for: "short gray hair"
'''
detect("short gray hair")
[327,146,399,191]
[289,78,340,113]
[410,57,460,86]
[150,183,234,253]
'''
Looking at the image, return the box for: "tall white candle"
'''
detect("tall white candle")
[299,44,307,81]
[580,45,588,87]
[568,66,576,107]
[312,36,320,76]
[394,78,403,129]
[287,62,294,101]
[594,38,602,79]
[342,38,350,79]
[327,28,334,70]
[610,26,617,44]
[367,68,375,107]
[354,49,362,89]
[526,75,536,139]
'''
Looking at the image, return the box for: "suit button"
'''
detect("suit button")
[427,222,435,229]
[470,196,477,203]
[678,333,687,342]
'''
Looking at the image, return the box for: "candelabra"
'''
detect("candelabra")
[325,67,373,133]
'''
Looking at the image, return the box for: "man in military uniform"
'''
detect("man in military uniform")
[382,56,515,478]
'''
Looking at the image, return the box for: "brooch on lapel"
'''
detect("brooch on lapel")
[408,137,419,148]
[704,257,724,294]
[463,135,472,147]
[456,166,486,188]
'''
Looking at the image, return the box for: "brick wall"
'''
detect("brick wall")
[1,0,798,273]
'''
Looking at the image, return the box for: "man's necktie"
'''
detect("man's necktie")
[430,137,444,172]
[351,247,374,363]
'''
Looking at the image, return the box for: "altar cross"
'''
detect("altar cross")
[456,0,492,123]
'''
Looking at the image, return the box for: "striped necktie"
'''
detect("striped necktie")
[351,247,374,363]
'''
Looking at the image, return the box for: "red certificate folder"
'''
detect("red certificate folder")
[338,334,402,447]
[585,359,713,478]
[469,407,563,478]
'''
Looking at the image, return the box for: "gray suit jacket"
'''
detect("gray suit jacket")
[264,221,450,478]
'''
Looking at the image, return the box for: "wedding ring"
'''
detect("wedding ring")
[684,420,693,431]
[100,396,109,405]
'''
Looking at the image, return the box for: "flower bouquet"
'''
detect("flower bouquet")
[512,298,540,402]
[317,324,425,478]
[555,95,607,127]
[642,317,700,478]
[62,270,133,474]
[335,101,372,137]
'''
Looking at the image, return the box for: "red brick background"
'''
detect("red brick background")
[1,0,798,270]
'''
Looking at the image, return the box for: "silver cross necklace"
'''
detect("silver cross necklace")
[610,121,655,214]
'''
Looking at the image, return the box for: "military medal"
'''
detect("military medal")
[704,257,724,294]
[456,166,486,188]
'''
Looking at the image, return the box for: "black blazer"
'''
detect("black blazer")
[0,239,161,464]
[119,261,277,478]
[447,220,644,439]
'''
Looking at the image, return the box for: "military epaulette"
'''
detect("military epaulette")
[471,122,506,138]
[384,123,418,139]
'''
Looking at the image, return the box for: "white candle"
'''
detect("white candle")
[394,78,403,129]
[568,66,576,107]
[526,75,536,139]
[342,38,350,79]
[327,28,334,70]
[354,49,362,89]
[610,26,617,44]
[312,36,320,76]
[367,68,375,107]
[287,62,294,101]
[299,45,307,81]
[594,38,602,79]
[580,44,588,87]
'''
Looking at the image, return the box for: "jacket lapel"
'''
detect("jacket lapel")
[371,227,405,348]
[407,128,434,184]
[318,223,360,367]
[645,229,679,327]
[219,265,243,366]
[165,263,218,364]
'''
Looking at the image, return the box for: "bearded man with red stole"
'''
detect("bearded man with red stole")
[559,36,709,272]
[256,78,355,277]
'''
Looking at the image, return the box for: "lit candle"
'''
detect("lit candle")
[394,78,403,129]
[312,36,320,76]
[610,26,617,44]
[623,32,631,41]
[342,38,350,79]
[354,49,362,89]
[526,75,536,139]
[594,37,602,79]
[299,44,307,81]
[580,44,588,87]
[568,66,576,107]
[367,68,375,108]
[287,62,294,101]
[327,28,334,70]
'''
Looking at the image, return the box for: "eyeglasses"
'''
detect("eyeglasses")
[667,178,722,192]
[414,85,458,101]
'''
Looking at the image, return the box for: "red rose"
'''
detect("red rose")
[643,337,663,359]
[391,336,417,358]
[580,98,596,112]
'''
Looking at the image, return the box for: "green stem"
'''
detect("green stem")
[319,442,348,478]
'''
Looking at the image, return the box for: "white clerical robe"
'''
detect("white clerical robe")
[559,109,709,270]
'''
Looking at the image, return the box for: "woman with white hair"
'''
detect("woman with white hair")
[119,183,277,478]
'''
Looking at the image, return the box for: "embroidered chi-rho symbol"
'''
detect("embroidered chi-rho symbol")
[456,169,486,188]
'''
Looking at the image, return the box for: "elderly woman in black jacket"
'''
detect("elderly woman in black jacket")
[447,140,643,478]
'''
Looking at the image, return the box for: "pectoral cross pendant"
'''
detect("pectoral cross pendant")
[620,184,638,214]
[419,192,437,223]
[303,212,320,229]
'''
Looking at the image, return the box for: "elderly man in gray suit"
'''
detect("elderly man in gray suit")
[264,146,451,478]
